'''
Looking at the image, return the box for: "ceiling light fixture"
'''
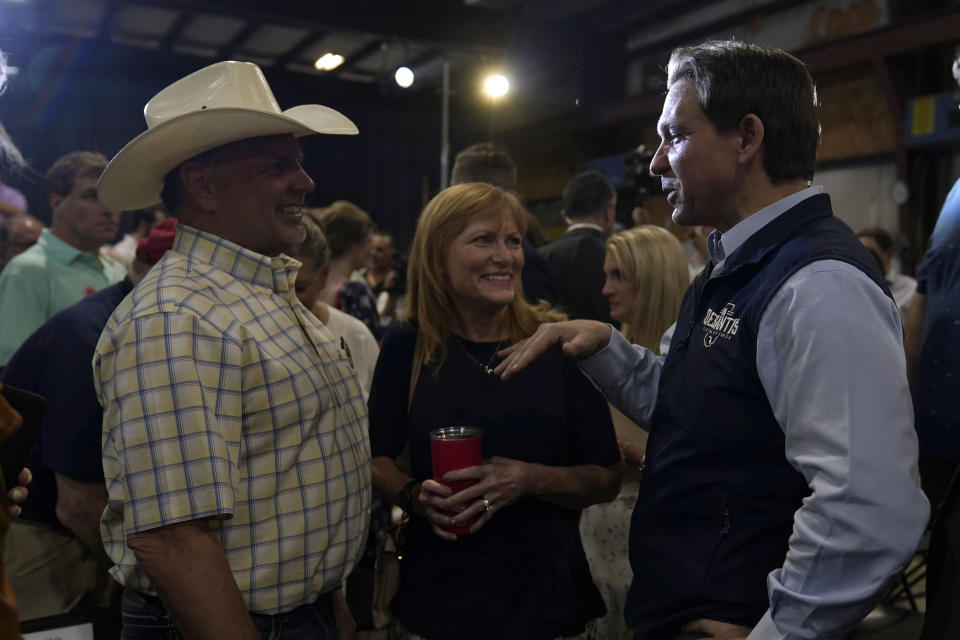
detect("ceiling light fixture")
[395,66,414,88]
[484,73,509,98]
[314,53,345,71]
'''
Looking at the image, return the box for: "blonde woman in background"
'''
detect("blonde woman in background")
[580,225,689,640]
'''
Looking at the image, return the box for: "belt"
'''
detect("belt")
[121,588,334,617]
[121,589,156,608]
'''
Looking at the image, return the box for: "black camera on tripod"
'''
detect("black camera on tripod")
[622,144,662,209]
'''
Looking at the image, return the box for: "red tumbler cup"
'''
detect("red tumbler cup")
[430,426,482,535]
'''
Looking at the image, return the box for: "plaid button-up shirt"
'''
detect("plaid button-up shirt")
[94,224,371,614]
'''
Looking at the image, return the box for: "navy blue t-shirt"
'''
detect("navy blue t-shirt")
[916,179,960,458]
[369,324,618,640]
[1,277,133,525]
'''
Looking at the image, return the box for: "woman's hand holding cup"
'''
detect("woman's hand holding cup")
[415,479,460,541]
[440,456,533,535]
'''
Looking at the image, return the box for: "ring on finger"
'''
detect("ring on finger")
[481,497,493,512]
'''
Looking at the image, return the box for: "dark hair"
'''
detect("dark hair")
[451,142,518,191]
[563,170,615,220]
[45,151,108,198]
[315,200,374,258]
[667,40,820,182]
[857,226,893,252]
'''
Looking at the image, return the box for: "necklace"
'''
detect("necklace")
[455,337,504,375]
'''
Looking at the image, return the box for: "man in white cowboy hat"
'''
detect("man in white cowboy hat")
[93,61,370,639]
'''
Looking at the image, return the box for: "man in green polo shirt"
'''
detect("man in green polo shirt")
[0,151,124,365]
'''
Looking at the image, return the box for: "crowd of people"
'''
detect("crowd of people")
[0,36,956,640]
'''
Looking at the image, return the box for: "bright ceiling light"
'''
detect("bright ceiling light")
[395,66,414,88]
[314,53,345,71]
[484,73,509,98]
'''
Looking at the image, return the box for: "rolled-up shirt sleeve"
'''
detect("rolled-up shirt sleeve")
[749,260,930,640]
[577,327,666,426]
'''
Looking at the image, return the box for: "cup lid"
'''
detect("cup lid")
[430,426,481,440]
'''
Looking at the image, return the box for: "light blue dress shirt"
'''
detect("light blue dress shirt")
[580,186,929,640]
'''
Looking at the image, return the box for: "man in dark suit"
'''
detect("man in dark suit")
[540,170,616,322]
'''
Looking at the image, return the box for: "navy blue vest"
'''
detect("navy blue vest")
[625,194,891,639]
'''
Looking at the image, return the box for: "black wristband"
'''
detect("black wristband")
[397,479,419,513]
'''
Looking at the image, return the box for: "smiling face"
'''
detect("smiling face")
[444,210,524,318]
[650,80,741,231]
[601,250,638,324]
[204,134,315,256]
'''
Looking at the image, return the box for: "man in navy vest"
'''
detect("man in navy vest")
[497,41,928,640]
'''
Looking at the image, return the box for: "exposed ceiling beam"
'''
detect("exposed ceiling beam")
[336,39,385,75]
[97,2,120,40]
[216,20,260,59]
[129,0,515,53]
[582,0,725,34]
[523,0,618,23]
[158,10,194,51]
[625,0,799,60]
[402,48,445,71]
[271,30,324,70]
[568,7,960,134]
[797,8,960,73]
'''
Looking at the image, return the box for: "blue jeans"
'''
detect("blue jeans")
[120,590,338,640]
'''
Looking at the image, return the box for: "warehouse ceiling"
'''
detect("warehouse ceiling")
[0,0,690,92]
[3,0,952,133]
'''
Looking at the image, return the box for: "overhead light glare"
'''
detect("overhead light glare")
[314,53,345,71]
[395,66,414,88]
[484,73,509,98]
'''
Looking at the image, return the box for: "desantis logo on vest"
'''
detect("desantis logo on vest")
[701,302,740,347]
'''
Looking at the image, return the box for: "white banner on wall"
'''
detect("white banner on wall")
[814,162,899,234]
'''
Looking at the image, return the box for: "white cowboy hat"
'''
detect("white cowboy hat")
[98,60,358,210]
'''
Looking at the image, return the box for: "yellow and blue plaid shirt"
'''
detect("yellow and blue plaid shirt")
[94,224,371,614]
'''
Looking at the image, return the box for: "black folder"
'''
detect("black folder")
[0,384,45,490]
